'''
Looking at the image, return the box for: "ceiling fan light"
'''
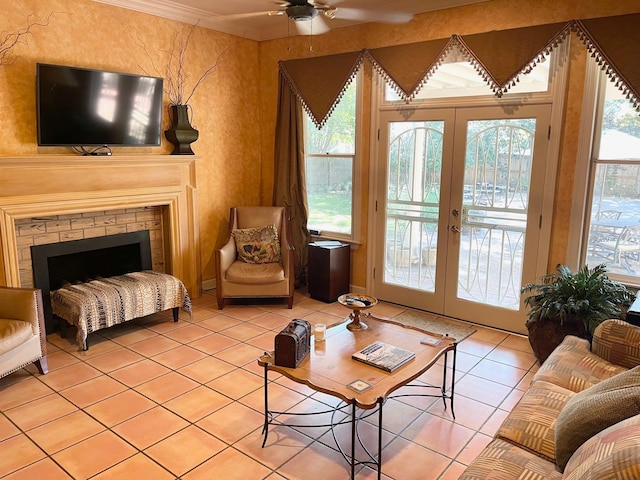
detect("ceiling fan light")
[286,4,318,21]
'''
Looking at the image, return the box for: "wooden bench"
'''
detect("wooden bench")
[52,271,191,350]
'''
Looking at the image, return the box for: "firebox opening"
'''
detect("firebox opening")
[31,231,153,333]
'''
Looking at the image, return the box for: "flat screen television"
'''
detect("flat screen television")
[36,63,164,148]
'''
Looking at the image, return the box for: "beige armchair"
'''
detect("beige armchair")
[215,206,295,309]
[0,287,48,379]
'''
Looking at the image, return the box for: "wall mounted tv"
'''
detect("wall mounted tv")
[36,63,164,148]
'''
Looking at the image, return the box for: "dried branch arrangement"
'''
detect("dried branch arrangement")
[1,13,53,66]
[137,23,236,106]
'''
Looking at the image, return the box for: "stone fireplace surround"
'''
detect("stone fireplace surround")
[0,155,200,300]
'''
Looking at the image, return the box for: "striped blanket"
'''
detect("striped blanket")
[52,271,192,350]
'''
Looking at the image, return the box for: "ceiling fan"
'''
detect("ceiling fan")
[265,0,414,35]
[270,0,336,22]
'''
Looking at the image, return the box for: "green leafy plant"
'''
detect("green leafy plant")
[521,263,635,334]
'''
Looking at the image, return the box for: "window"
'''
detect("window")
[583,73,640,284]
[304,75,360,241]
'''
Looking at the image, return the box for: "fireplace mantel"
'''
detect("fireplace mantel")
[0,155,200,298]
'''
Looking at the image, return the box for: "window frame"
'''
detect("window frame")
[570,61,640,288]
[303,71,362,244]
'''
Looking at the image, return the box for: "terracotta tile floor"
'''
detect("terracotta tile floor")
[0,290,537,479]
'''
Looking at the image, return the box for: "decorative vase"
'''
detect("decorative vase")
[165,104,199,155]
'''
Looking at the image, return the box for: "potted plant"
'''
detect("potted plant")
[521,263,635,364]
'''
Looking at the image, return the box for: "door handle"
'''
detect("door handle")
[452,209,460,217]
[450,225,462,233]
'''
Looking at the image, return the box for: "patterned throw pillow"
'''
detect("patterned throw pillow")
[232,225,281,264]
[555,365,640,471]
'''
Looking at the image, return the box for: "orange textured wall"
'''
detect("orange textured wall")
[2,0,640,289]
[258,0,640,288]
[1,0,261,285]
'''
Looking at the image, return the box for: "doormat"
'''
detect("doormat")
[374,310,476,343]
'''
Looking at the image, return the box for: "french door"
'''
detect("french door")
[372,105,552,333]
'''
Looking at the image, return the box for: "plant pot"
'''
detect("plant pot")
[165,104,199,155]
[525,314,587,365]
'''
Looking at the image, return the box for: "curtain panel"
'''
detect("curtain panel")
[278,13,640,127]
[272,74,309,287]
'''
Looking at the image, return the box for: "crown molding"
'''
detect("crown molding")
[92,0,266,40]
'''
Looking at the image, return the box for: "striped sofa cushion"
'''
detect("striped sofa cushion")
[563,414,640,480]
[458,438,562,480]
[496,380,574,462]
[533,335,626,393]
[592,319,640,370]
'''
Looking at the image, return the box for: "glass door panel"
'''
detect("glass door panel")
[385,122,444,293]
[456,119,535,309]
[374,109,454,313]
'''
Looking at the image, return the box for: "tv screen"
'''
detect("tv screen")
[36,63,164,147]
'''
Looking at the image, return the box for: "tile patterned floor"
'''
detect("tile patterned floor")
[0,290,537,479]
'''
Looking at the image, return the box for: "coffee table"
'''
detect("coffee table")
[258,315,457,479]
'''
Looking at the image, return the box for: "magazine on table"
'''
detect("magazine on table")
[352,341,415,372]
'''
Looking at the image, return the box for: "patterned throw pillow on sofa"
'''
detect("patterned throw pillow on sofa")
[232,225,281,264]
[562,414,640,480]
[555,365,640,471]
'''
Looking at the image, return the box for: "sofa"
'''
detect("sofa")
[460,319,640,479]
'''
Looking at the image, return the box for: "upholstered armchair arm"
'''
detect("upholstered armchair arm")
[217,237,237,274]
[0,287,43,335]
[591,319,640,369]
[280,225,294,276]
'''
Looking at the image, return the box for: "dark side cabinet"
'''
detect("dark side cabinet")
[308,242,350,303]
[627,296,640,326]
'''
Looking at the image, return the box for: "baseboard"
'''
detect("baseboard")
[202,278,216,291]
[200,278,362,295]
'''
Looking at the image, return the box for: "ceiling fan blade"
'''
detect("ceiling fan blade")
[294,14,331,36]
[214,10,278,20]
[333,7,413,24]
[308,0,330,8]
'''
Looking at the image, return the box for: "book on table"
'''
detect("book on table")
[352,341,415,372]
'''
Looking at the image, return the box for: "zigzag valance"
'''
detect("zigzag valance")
[279,13,640,128]
[279,51,365,129]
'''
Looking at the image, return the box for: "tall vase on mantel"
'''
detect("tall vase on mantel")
[165,104,199,155]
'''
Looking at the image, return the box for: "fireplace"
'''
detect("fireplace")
[31,231,153,333]
[0,155,200,315]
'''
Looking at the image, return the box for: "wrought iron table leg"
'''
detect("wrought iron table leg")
[261,364,269,447]
[377,398,383,480]
[450,343,457,419]
[351,403,356,479]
